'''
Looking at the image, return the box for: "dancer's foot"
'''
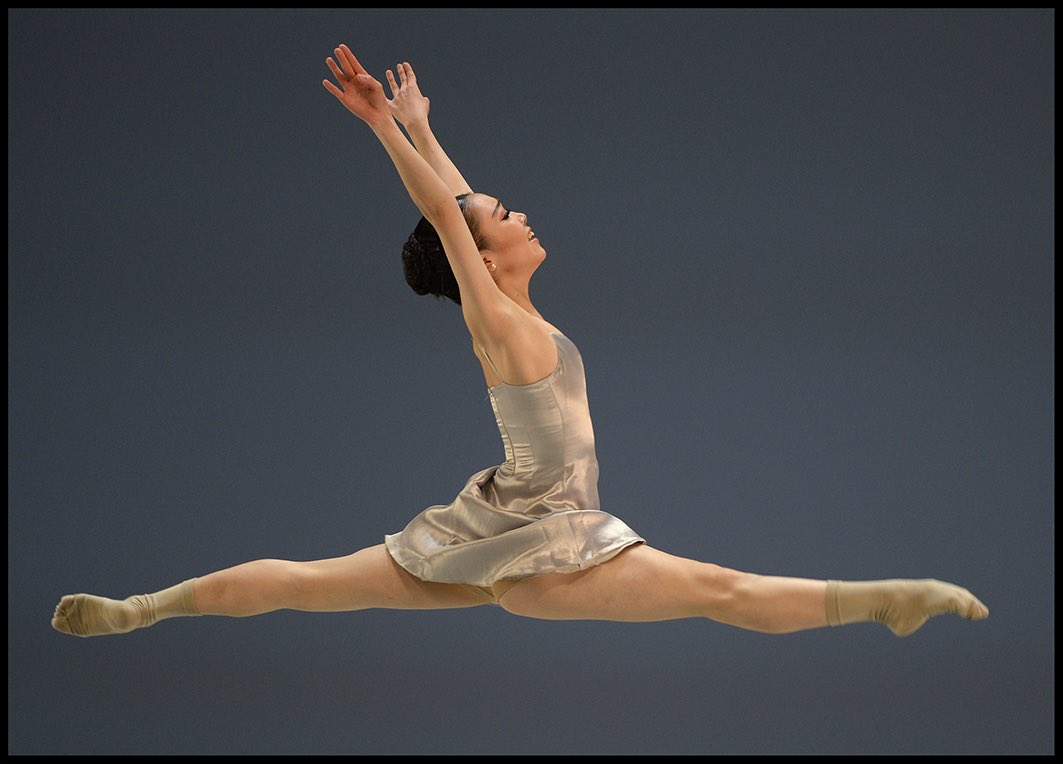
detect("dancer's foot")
[827,579,989,637]
[52,593,150,637]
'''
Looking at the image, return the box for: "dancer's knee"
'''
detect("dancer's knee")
[706,568,811,634]
[694,564,762,624]
[195,558,299,616]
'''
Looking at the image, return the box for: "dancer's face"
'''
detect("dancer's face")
[467,193,546,277]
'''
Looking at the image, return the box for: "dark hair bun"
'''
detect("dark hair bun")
[401,217,462,305]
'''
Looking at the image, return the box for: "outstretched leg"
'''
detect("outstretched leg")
[495,543,989,636]
[191,544,495,616]
[52,544,495,637]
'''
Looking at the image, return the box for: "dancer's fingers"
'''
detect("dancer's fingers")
[322,78,344,99]
[325,56,345,82]
[338,44,367,76]
[333,48,350,78]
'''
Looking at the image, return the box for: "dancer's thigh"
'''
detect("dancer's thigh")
[496,542,721,622]
[297,544,496,611]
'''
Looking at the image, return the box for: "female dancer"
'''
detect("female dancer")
[51,44,988,639]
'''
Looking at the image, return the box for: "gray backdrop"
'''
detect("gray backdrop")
[9,8,1053,755]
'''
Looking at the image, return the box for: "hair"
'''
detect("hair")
[401,193,488,306]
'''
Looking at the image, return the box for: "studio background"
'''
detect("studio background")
[9,8,1053,755]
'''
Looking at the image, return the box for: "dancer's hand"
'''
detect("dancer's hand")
[385,62,431,129]
[322,44,390,127]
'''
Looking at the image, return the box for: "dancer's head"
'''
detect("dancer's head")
[401,192,545,306]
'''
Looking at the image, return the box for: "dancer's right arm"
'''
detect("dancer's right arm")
[322,44,505,332]
[384,62,473,196]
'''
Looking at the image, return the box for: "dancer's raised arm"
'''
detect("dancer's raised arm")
[385,62,473,196]
[322,44,504,333]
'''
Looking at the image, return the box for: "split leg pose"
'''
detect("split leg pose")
[53,542,987,638]
[52,45,988,640]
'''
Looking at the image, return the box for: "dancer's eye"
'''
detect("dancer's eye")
[502,210,510,221]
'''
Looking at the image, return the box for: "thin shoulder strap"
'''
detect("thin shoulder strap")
[479,343,506,385]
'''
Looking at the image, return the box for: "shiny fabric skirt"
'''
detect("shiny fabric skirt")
[384,465,645,590]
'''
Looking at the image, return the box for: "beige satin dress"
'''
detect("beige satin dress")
[384,329,645,605]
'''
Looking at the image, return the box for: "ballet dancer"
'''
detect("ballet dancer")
[51,44,988,639]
